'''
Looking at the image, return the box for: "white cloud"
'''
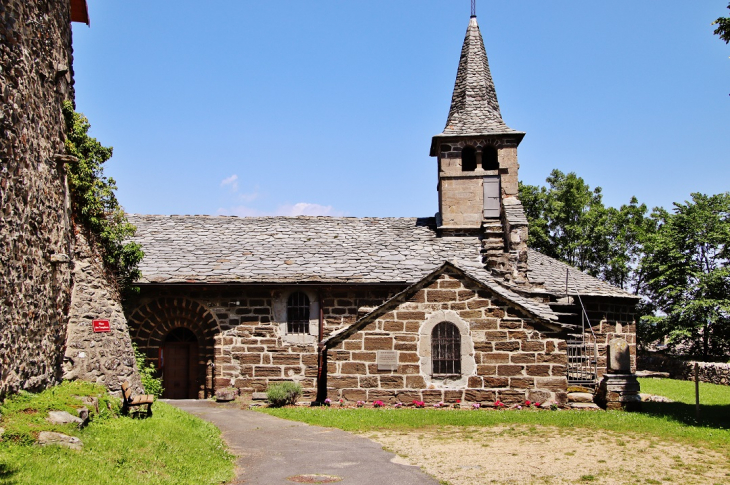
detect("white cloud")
[220,174,239,192]
[216,201,345,218]
[275,202,345,217]
[238,185,260,202]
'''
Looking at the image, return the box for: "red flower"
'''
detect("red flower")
[535,402,541,407]
[456,399,461,403]
[525,400,531,406]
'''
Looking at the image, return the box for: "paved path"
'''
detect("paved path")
[166,400,438,485]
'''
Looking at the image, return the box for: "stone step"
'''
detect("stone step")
[567,392,594,403]
[568,402,602,410]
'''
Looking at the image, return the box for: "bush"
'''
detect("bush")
[134,343,164,398]
[266,382,302,407]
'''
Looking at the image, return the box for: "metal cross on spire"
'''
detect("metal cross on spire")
[471,0,476,17]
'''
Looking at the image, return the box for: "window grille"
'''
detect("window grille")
[287,292,310,334]
[432,322,461,375]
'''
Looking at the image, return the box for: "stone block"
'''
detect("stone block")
[342,389,367,402]
[510,353,536,364]
[405,376,426,388]
[272,354,301,365]
[497,390,525,405]
[398,352,419,363]
[351,351,377,363]
[525,364,551,377]
[367,390,396,403]
[396,311,426,320]
[398,364,420,375]
[509,377,534,389]
[396,390,422,403]
[380,376,404,389]
[364,337,393,351]
[422,390,444,403]
[484,377,509,389]
[535,377,568,392]
[47,411,83,426]
[470,318,499,330]
[476,364,497,376]
[484,331,509,341]
[522,341,545,352]
[436,390,459,403]
[464,389,495,402]
[254,366,282,377]
[497,365,524,377]
[215,388,237,402]
[527,390,551,404]
[382,321,404,332]
[494,341,520,352]
[344,340,363,351]
[427,290,457,302]
[482,352,510,364]
[359,376,378,388]
[329,376,359,388]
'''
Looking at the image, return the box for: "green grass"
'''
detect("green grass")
[0,381,234,485]
[258,378,730,454]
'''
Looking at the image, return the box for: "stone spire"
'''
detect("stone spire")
[438,16,520,137]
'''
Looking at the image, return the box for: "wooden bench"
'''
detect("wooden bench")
[121,381,154,417]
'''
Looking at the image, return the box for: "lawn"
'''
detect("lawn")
[260,379,730,484]
[0,381,234,485]
[260,378,730,453]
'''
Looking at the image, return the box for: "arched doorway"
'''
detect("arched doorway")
[127,297,220,399]
[161,327,199,399]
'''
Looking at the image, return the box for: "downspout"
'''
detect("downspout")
[315,292,327,404]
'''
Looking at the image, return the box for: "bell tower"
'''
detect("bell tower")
[430,13,531,287]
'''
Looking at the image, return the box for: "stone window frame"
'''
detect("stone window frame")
[273,288,319,344]
[418,310,476,388]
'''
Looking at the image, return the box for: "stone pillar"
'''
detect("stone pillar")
[595,338,641,411]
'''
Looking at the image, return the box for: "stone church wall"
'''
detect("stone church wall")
[62,231,143,394]
[326,272,568,406]
[126,286,400,400]
[0,0,76,399]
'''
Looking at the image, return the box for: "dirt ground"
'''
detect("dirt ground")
[361,425,730,485]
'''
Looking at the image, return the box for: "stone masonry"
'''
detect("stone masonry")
[0,0,76,399]
[325,270,568,406]
[62,230,143,394]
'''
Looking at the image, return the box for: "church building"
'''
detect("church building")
[124,14,639,406]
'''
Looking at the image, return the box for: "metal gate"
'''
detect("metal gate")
[567,337,597,386]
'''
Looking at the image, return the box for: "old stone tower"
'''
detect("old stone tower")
[0,0,142,400]
[430,15,530,287]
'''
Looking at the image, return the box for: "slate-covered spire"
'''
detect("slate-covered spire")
[438,16,519,137]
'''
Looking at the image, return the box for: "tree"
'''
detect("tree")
[640,193,730,360]
[62,101,144,293]
[713,2,730,44]
[519,169,648,288]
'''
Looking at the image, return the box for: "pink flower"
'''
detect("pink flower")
[525,400,531,406]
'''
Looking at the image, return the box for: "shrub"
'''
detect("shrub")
[266,382,302,407]
[134,343,164,398]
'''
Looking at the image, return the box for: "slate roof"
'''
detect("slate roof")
[128,214,636,302]
[435,16,522,138]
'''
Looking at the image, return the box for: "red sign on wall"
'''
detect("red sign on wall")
[93,320,110,333]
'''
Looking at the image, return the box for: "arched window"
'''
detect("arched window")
[461,146,477,172]
[287,292,310,334]
[431,322,461,375]
[482,146,499,170]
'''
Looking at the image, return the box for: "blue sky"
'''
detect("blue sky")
[72,1,729,218]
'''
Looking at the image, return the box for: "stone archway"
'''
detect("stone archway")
[127,298,220,398]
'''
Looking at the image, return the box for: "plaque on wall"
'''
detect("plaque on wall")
[377,350,398,371]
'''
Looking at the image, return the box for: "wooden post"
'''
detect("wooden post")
[694,362,700,421]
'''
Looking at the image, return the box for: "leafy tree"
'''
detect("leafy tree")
[62,101,143,293]
[640,193,730,360]
[713,2,730,44]
[520,171,653,294]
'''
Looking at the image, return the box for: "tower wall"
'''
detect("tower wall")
[0,0,77,399]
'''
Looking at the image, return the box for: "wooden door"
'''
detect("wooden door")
[162,342,197,399]
[483,176,501,218]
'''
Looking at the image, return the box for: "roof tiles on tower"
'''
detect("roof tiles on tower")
[436,16,522,138]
